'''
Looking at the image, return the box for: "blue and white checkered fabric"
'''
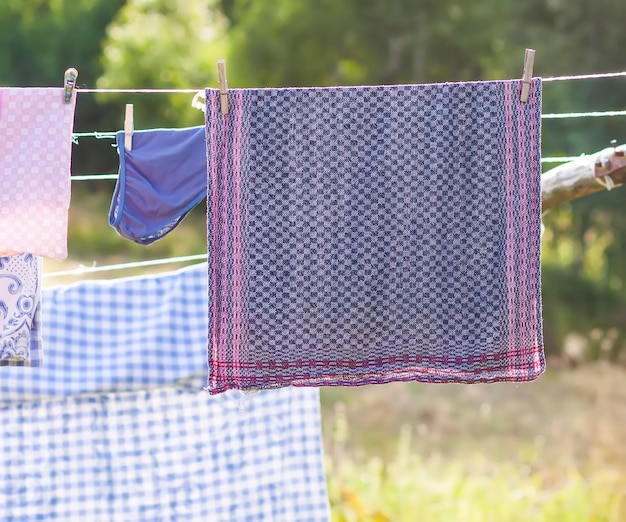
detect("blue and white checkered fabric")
[0,264,330,521]
[0,379,330,521]
[0,263,209,401]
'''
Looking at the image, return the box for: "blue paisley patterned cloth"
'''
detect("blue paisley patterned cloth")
[0,254,43,367]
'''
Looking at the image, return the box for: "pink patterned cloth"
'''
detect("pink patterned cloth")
[0,88,76,259]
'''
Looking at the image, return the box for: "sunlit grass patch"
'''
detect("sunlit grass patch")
[326,426,625,521]
[323,372,626,522]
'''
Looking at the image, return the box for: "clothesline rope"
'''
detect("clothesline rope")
[67,155,607,182]
[72,131,117,139]
[542,71,626,82]
[78,88,201,93]
[542,157,580,164]
[541,109,626,120]
[69,153,580,183]
[72,174,118,181]
[69,106,626,145]
[43,253,208,278]
[75,71,626,95]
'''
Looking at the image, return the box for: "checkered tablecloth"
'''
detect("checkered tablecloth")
[1,263,210,401]
[0,264,330,521]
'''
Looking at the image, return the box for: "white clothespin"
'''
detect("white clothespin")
[124,104,134,151]
[520,49,535,103]
[217,60,229,115]
[63,68,78,104]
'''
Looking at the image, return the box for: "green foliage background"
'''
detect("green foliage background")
[2,0,626,359]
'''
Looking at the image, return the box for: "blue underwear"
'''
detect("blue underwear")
[109,126,206,245]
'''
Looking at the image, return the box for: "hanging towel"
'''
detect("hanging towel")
[0,88,76,259]
[110,126,206,245]
[0,263,330,521]
[0,254,43,367]
[204,79,544,393]
[0,263,208,400]
[0,380,330,521]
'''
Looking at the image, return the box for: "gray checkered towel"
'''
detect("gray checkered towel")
[204,79,544,393]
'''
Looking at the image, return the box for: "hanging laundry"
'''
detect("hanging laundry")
[0,262,209,400]
[203,80,545,393]
[0,88,76,259]
[0,254,43,367]
[0,379,329,521]
[110,126,206,244]
[0,263,330,521]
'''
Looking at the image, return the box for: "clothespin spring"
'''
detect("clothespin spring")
[64,68,78,104]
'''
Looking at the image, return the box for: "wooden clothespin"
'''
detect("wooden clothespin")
[124,104,134,151]
[63,68,78,104]
[217,60,229,115]
[520,49,535,103]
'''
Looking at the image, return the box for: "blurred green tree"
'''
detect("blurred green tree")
[223,0,522,87]
[0,0,125,87]
[0,0,127,173]
[98,0,228,128]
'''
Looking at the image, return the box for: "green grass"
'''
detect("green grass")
[322,364,626,521]
[326,427,625,522]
